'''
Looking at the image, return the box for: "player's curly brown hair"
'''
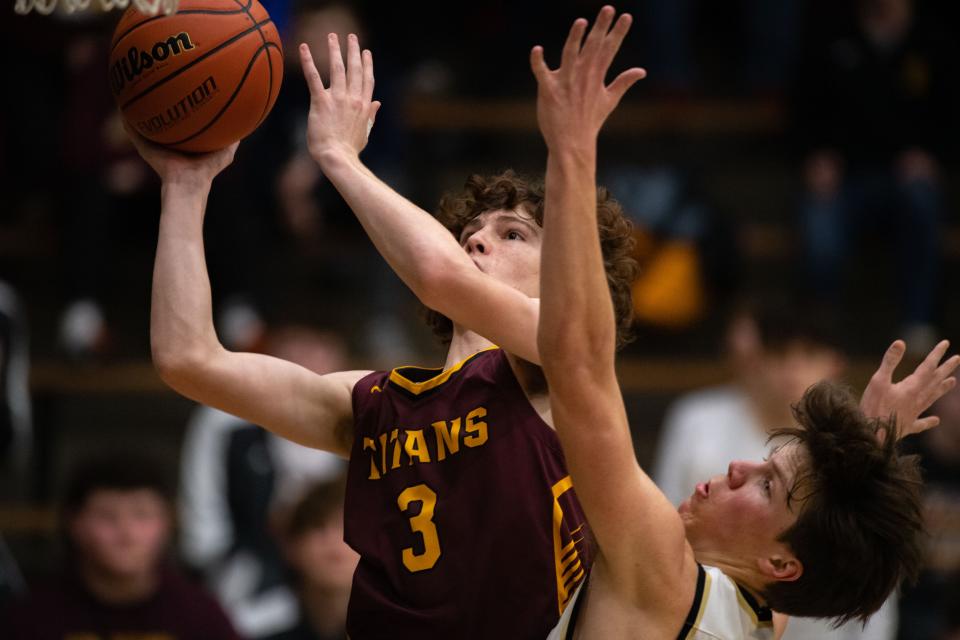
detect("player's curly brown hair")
[762,381,925,626]
[424,170,638,349]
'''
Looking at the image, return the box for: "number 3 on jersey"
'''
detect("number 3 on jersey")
[397,484,441,572]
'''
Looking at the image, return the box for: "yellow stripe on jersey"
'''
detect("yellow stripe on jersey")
[681,570,712,640]
[552,475,585,614]
[736,585,774,627]
[388,346,499,396]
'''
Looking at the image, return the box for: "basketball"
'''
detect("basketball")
[109,0,283,153]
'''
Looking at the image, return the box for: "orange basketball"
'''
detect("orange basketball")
[109,0,283,153]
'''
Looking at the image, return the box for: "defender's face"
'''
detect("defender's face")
[679,444,804,566]
[69,489,171,578]
[459,209,542,298]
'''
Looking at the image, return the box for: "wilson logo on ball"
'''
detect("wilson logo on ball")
[111,32,196,94]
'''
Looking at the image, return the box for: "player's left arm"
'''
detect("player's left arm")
[533,7,697,610]
[297,36,541,363]
[860,339,959,438]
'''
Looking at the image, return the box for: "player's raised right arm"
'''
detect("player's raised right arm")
[297,36,541,364]
[136,134,364,457]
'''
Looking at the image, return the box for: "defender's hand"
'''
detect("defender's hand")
[529,6,646,153]
[299,34,380,167]
[124,124,238,190]
[860,339,960,439]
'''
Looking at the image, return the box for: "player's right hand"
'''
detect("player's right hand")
[299,34,380,167]
[124,123,238,189]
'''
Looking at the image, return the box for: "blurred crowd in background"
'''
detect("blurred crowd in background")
[1,0,959,638]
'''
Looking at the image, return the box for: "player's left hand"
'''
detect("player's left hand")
[860,339,960,439]
[299,33,380,167]
[529,5,646,153]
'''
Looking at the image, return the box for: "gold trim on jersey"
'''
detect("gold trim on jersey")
[736,583,773,627]
[553,476,586,614]
[387,346,499,396]
[681,567,712,640]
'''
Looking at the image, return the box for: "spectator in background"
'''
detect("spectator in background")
[0,535,25,617]
[0,280,31,500]
[653,296,899,639]
[641,0,800,94]
[602,165,740,332]
[210,0,416,364]
[179,326,348,639]
[898,387,960,640]
[55,16,158,359]
[275,477,357,640]
[4,451,238,640]
[794,0,958,353]
[0,281,30,615]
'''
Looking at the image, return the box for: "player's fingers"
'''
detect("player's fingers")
[327,33,345,91]
[362,49,375,103]
[936,376,957,399]
[366,101,381,138]
[607,67,646,102]
[220,141,240,164]
[917,375,956,413]
[582,5,616,57]
[919,339,950,376]
[560,18,588,69]
[935,354,960,381]
[122,120,167,157]
[122,120,144,147]
[299,43,326,95]
[875,339,905,382]
[346,33,362,95]
[597,13,633,71]
[912,415,940,434]
[530,46,549,82]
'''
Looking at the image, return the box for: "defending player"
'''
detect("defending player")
[136,19,638,640]
[531,8,959,638]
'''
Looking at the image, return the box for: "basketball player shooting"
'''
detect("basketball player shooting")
[133,26,618,640]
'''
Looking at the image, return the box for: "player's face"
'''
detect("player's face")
[679,444,803,572]
[459,209,542,298]
[287,510,359,591]
[69,489,171,579]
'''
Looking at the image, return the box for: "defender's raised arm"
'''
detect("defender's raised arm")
[532,7,697,619]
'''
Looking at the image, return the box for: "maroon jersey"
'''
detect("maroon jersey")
[345,347,590,639]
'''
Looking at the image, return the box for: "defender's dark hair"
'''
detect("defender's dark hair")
[424,170,639,349]
[762,381,924,625]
